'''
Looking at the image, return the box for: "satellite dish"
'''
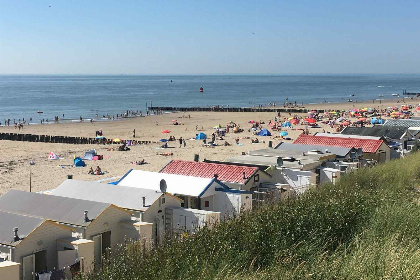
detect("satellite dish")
[160,179,167,193]
[356,148,363,157]
[277,157,283,166]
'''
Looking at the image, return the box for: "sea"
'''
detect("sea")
[0,74,419,125]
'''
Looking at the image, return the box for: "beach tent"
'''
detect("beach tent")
[282,122,292,128]
[48,151,59,160]
[258,129,272,136]
[196,132,207,140]
[83,149,97,160]
[280,131,288,137]
[74,157,86,167]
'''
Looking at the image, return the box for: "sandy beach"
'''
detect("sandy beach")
[0,97,418,195]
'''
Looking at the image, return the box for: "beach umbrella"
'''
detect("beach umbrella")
[113,138,121,142]
[289,117,294,120]
[162,130,171,134]
[290,119,299,125]
[305,118,316,124]
[280,131,288,137]
[213,125,220,129]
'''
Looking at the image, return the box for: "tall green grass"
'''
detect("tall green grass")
[82,152,420,280]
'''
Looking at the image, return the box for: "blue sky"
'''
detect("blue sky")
[0,0,419,74]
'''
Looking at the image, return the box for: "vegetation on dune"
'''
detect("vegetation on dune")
[81,151,420,280]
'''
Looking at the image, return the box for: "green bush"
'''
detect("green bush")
[81,152,420,280]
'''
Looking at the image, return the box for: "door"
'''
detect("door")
[93,234,102,268]
[34,250,47,273]
[22,254,35,280]
[101,231,111,258]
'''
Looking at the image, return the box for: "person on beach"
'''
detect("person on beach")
[88,167,94,174]
[133,129,136,138]
[179,137,183,148]
[95,166,102,175]
[183,139,186,147]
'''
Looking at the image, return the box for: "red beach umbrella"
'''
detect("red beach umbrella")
[162,130,171,134]
[305,118,316,124]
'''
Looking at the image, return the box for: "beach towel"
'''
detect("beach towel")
[48,151,59,160]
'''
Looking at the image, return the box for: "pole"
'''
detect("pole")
[29,166,32,192]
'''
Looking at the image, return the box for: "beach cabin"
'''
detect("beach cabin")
[294,133,390,163]
[159,160,272,193]
[0,211,75,280]
[0,190,135,268]
[226,148,338,197]
[275,142,353,159]
[340,126,411,158]
[51,179,218,244]
[117,170,251,220]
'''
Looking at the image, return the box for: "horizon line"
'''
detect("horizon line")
[1,72,420,76]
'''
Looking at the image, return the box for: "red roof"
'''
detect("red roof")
[159,160,259,184]
[293,134,383,153]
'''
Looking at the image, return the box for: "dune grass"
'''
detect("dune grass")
[81,151,420,280]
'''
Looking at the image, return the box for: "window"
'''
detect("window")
[205,201,209,207]
[254,174,260,182]
[162,197,165,204]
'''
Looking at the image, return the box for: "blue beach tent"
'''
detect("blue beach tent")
[74,157,86,167]
[258,129,272,136]
[282,122,292,128]
[196,132,207,140]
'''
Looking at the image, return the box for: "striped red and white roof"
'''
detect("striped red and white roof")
[160,160,259,184]
[293,134,384,153]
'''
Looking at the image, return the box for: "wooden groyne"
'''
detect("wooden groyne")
[149,106,325,113]
[0,132,154,145]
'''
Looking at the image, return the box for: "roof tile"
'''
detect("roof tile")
[293,134,383,153]
[160,160,258,184]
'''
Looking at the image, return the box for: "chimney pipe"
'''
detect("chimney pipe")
[13,227,19,242]
[142,197,146,207]
[242,172,246,179]
[84,210,89,222]
[214,174,218,179]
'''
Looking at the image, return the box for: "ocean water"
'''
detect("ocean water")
[0,74,419,124]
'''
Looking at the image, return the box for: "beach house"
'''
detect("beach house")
[226,148,339,197]
[0,211,76,280]
[51,179,219,244]
[294,133,391,163]
[159,160,272,192]
[0,190,136,268]
[117,169,252,220]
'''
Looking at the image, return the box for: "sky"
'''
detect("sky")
[0,0,419,75]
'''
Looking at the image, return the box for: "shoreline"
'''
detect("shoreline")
[1,96,418,129]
